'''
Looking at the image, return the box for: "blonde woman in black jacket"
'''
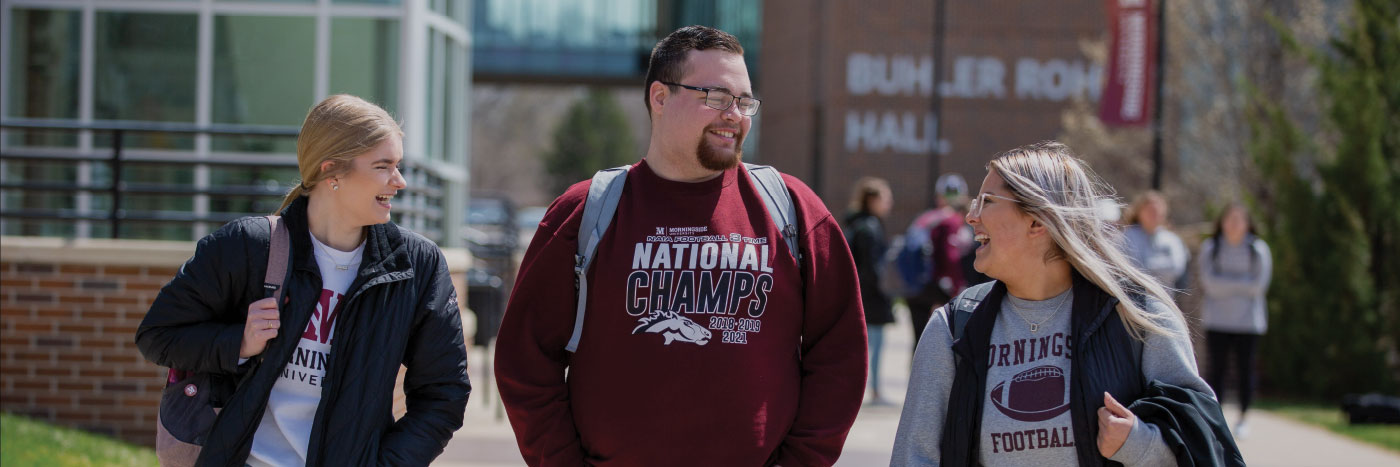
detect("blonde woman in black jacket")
[136,95,470,466]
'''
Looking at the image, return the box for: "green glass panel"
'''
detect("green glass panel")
[212,15,315,152]
[329,18,400,115]
[5,8,80,148]
[94,12,198,150]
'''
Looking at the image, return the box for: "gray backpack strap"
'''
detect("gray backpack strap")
[948,281,995,341]
[567,165,632,352]
[263,215,290,304]
[742,163,802,264]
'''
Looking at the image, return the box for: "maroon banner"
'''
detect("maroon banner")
[1099,0,1157,126]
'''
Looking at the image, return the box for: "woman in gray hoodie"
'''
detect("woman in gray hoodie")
[1198,203,1272,437]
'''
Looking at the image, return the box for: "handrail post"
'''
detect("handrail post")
[111,129,123,239]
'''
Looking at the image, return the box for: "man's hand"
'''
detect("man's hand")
[240,297,280,359]
[1096,391,1134,458]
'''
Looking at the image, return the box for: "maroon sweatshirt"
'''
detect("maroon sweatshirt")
[495,160,867,466]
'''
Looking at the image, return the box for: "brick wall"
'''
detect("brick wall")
[0,236,471,447]
[760,0,1106,232]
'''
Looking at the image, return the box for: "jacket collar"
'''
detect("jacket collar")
[1069,271,1120,345]
[279,196,412,280]
[955,271,1121,363]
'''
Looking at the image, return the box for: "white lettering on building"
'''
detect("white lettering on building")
[843,52,1104,155]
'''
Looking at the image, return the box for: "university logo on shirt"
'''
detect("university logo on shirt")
[624,225,775,347]
[302,289,342,344]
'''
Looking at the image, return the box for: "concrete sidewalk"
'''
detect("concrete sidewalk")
[434,304,1400,466]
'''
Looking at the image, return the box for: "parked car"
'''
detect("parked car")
[462,194,519,347]
[463,194,519,260]
[514,206,548,248]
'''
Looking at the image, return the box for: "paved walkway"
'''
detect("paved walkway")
[436,305,1400,466]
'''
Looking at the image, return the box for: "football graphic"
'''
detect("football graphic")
[989,365,1070,422]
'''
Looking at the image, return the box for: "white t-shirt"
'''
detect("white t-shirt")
[247,233,363,467]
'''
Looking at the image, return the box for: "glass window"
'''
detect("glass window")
[6,9,81,124]
[212,15,315,152]
[94,12,198,149]
[445,39,465,162]
[329,18,400,115]
[430,0,467,24]
[426,31,445,160]
[472,0,658,79]
[335,0,401,4]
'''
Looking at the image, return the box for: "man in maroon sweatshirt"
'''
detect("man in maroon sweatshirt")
[494,26,868,466]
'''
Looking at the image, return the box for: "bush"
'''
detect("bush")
[544,88,636,195]
[1248,0,1400,399]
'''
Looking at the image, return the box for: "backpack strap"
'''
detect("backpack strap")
[947,280,995,341]
[263,215,291,304]
[567,165,631,352]
[742,163,802,264]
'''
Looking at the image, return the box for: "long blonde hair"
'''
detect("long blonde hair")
[989,141,1181,339]
[275,95,403,214]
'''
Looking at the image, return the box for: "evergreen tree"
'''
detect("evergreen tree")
[544,89,636,195]
[1249,0,1399,398]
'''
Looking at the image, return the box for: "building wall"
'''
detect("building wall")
[760,0,1106,229]
[0,237,470,447]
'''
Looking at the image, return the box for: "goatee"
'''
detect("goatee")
[697,128,743,171]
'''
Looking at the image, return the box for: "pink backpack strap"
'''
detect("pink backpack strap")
[263,215,290,303]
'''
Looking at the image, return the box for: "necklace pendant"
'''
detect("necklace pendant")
[1029,323,1040,333]
[336,265,349,271]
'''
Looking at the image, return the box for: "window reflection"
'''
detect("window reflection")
[212,15,315,152]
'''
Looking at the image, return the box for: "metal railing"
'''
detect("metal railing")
[0,118,445,240]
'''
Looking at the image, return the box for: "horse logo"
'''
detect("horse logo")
[632,309,711,346]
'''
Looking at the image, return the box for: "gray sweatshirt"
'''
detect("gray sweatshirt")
[1123,226,1189,288]
[890,289,1213,466]
[1198,237,1272,334]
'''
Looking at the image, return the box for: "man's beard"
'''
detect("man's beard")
[696,126,744,171]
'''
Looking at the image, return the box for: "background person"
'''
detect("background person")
[1198,203,1272,438]
[846,176,895,404]
[904,174,973,345]
[1123,191,1189,292]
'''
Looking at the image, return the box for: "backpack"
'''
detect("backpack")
[890,210,944,298]
[565,163,801,352]
[155,215,290,467]
[944,281,993,340]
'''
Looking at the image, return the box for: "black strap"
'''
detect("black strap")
[947,281,995,341]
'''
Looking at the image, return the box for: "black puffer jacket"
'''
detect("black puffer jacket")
[844,211,894,325]
[136,197,470,466]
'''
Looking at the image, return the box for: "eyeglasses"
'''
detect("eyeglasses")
[661,82,761,116]
[968,192,1021,218]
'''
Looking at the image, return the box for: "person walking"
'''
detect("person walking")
[892,141,1240,466]
[136,95,471,466]
[1198,203,1272,438]
[902,174,972,345]
[494,26,867,466]
[846,177,895,405]
[1123,191,1189,291]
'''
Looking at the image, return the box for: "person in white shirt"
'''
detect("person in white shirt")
[138,95,470,466]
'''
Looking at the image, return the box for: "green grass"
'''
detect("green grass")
[1257,400,1400,453]
[0,412,157,466]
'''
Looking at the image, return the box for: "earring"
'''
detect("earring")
[332,183,339,191]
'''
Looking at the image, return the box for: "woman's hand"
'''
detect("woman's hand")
[1096,392,1135,458]
[240,297,281,358]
